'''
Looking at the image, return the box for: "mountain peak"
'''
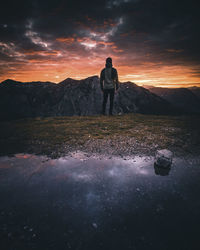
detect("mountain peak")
[58,77,79,85]
[1,79,22,85]
[85,75,99,80]
[58,75,99,85]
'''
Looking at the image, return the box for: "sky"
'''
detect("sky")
[0,0,200,87]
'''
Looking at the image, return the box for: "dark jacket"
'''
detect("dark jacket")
[100,67,119,91]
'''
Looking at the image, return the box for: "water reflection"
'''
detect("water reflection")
[154,163,171,176]
[0,152,200,250]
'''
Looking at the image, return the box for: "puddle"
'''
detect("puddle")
[0,152,200,250]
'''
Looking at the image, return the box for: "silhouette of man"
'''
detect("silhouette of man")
[100,57,119,115]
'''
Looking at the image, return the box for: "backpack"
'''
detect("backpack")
[101,67,117,81]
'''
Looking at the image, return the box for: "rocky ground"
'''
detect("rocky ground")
[0,113,200,158]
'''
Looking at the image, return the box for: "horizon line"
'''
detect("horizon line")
[1,76,200,89]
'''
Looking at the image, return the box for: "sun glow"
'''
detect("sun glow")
[1,60,199,88]
[0,38,199,87]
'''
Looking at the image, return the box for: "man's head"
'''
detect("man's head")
[105,57,112,68]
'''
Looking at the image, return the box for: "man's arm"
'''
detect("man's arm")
[100,69,104,91]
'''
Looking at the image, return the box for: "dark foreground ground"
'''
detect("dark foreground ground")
[0,114,200,158]
[0,114,200,250]
[0,153,200,250]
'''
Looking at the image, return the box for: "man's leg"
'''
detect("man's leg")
[102,89,108,115]
[109,89,115,115]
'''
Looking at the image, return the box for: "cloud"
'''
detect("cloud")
[0,0,199,86]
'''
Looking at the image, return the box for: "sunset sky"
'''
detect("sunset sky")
[0,0,200,87]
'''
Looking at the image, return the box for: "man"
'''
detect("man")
[100,57,119,115]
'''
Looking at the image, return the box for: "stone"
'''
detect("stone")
[155,149,173,168]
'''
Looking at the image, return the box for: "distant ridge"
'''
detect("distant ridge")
[0,76,198,121]
[146,86,200,114]
[188,86,200,99]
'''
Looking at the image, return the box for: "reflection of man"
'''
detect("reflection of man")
[100,57,119,115]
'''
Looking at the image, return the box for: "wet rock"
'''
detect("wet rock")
[155,149,173,168]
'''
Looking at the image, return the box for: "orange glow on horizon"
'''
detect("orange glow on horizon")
[1,52,200,88]
[1,61,199,88]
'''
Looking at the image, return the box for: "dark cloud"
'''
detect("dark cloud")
[0,0,200,83]
[109,0,200,66]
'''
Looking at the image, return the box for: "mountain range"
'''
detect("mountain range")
[0,76,199,121]
[145,86,200,114]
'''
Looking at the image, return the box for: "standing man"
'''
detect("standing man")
[100,57,119,115]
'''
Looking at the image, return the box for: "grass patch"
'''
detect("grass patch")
[0,113,200,157]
